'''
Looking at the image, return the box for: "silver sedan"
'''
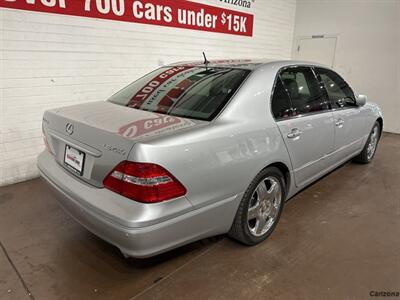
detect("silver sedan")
[38,59,383,258]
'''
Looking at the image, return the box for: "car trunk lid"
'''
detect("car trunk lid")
[42,101,203,187]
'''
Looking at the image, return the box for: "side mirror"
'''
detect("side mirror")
[356,94,367,106]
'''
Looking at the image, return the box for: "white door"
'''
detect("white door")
[295,36,337,67]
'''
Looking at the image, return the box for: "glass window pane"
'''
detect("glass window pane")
[108,67,250,121]
[315,68,356,108]
[281,67,329,115]
[271,78,292,119]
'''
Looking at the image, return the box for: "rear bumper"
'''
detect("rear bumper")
[37,151,240,258]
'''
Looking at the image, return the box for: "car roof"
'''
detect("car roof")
[167,59,329,71]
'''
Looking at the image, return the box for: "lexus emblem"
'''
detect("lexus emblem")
[65,123,74,135]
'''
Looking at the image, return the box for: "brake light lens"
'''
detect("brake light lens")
[42,125,54,155]
[103,161,187,203]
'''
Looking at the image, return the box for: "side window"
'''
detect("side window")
[280,67,329,115]
[271,78,292,120]
[315,67,356,108]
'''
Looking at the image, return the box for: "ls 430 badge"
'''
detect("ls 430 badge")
[103,144,127,156]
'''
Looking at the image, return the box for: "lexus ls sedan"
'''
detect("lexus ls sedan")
[38,60,383,258]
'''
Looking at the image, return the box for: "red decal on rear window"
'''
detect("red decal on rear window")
[128,66,193,108]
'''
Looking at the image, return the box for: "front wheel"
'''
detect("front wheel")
[353,121,381,164]
[229,167,285,246]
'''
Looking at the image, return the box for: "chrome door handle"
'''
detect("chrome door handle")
[287,128,302,139]
[335,119,345,127]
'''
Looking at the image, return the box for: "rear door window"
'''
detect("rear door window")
[271,78,292,120]
[108,66,250,121]
[315,67,356,108]
[280,67,330,115]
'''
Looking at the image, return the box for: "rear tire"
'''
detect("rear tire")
[353,121,381,164]
[229,167,285,246]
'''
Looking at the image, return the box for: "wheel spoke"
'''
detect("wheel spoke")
[256,181,268,201]
[255,216,267,235]
[269,203,279,219]
[266,181,279,200]
[248,204,259,220]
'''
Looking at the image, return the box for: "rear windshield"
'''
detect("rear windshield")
[108,66,250,121]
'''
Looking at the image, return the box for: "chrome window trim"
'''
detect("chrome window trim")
[274,101,361,122]
[331,106,360,112]
[274,109,334,122]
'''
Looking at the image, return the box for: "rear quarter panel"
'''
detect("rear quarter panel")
[129,66,294,210]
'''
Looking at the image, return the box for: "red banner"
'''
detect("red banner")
[0,0,254,36]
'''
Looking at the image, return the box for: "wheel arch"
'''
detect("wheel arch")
[229,160,290,244]
[263,161,291,198]
[376,117,383,135]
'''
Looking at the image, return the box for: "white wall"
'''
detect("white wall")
[397,1,400,132]
[0,0,297,186]
[293,0,400,134]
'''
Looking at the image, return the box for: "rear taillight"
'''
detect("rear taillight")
[103,161,187,203]
[42,125,53,155]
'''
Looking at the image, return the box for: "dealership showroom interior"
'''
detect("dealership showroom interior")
[0,0,400,299]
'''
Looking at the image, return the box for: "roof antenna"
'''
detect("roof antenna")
[203,52,210,65]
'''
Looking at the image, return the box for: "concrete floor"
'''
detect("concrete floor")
[0,133,399,300]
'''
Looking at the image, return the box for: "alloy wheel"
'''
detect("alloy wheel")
[247,176,282,237]
[367,125,379,160]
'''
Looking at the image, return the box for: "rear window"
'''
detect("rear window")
[108,66,250,121]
